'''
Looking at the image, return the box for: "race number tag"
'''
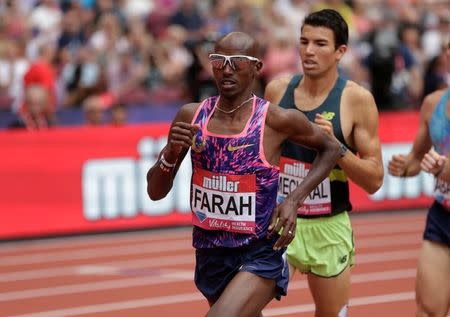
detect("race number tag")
[191,168,256,233]
[434,178,450,210]
[277,157,332,216]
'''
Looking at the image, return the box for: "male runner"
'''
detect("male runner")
[147,31,340,317]
[265,9,384,317]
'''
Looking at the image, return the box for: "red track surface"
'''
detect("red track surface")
[0,210,442,317]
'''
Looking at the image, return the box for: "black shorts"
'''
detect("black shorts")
[423,201,450,246]
[194,235,289,303]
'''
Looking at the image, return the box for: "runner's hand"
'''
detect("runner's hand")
[166,122,200,157]
[388,154,408,177]
[268,198,297,250]
[421,149,446,176]
[314,113,334,137]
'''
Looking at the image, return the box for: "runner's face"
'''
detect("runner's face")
[299,25,346,77]
[211,44,261,99]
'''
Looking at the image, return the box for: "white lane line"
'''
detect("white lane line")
[263,292,415,316]
[0,267,415,303]
[6,289,415,317]
[0,248,419,283]
[0,240,191,266]
[0,254,194,283]
[5,268,416,316]
[0,270,193,302]
[0,232,421,268]
[0,210,425,255]
[0,219,423,256]
[6,292,204,317]
[0,229,192,254]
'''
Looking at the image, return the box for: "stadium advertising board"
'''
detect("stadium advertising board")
[0,111,433,239]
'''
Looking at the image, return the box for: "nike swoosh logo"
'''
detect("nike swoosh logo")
[227,144,254,152]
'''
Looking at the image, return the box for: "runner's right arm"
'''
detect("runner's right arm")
[388,90,444,177]
[147,103,199,200]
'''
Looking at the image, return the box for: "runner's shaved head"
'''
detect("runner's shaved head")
[215,32,259,57]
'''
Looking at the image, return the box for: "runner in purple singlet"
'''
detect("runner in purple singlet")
[146,31,340,317]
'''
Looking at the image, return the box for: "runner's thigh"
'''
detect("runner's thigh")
[308,266,351,317]
[416,240,450,315]
[206,271,276,317]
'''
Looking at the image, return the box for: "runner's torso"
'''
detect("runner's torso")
[429,88,450,209]
[277,74,353,218]
[190,95,279,248]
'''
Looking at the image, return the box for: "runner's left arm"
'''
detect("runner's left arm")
[266,105,340,249]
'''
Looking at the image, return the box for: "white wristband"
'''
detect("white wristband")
[160,153,177,168]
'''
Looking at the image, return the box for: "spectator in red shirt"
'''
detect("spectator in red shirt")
[8,85,52,130]
[23,44,57,116]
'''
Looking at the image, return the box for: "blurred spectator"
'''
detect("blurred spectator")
[89,12,125,56]
[8,85,52,130]
[82,95,104,125]
[272,0,310,40]
[61,45,106,108]
[121,0,155,19]
[0,0,29,40]
[23,42,57,115]
[205,1,236,37]
[313,0,355,36]
[150,25,193,103]
[169,0,205,43]
[390,22,423,109]
[57,8,87,57]
[0,0,448,130]
[351,0,375,38]
[146,0,178,38]
[0,40,29,112]
[29,0,62,38]
[422,47,448,100]
[362,11,399,110]
[185,32,218,102]
[108,47,150,105]
[110,103,127,126]
[261,31,299,83]
[107,18,151,104]
[421,8,450,60]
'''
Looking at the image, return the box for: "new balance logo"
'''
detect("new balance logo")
[321,111,335,121]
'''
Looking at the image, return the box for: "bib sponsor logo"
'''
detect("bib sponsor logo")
[277,157,332,215]
[434,178,450,209]
[191,168,256,233]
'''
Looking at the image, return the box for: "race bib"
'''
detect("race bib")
[277,157,332,216]
[191,168,256,233]
[434,178,450,210]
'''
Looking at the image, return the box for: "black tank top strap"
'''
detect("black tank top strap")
[278,74,302,110]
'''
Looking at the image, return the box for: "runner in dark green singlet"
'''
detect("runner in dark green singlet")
[265,9,384,317]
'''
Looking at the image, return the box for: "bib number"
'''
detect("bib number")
[277,157,332,216]
[191,168,257,233]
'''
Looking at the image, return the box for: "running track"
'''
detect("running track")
[1,209,447,317]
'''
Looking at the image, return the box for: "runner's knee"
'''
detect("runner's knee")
[416,299,446,317]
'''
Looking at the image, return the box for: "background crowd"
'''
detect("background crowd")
[0,0,449,129]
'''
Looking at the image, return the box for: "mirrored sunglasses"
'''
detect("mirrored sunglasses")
[208,54,260,71]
